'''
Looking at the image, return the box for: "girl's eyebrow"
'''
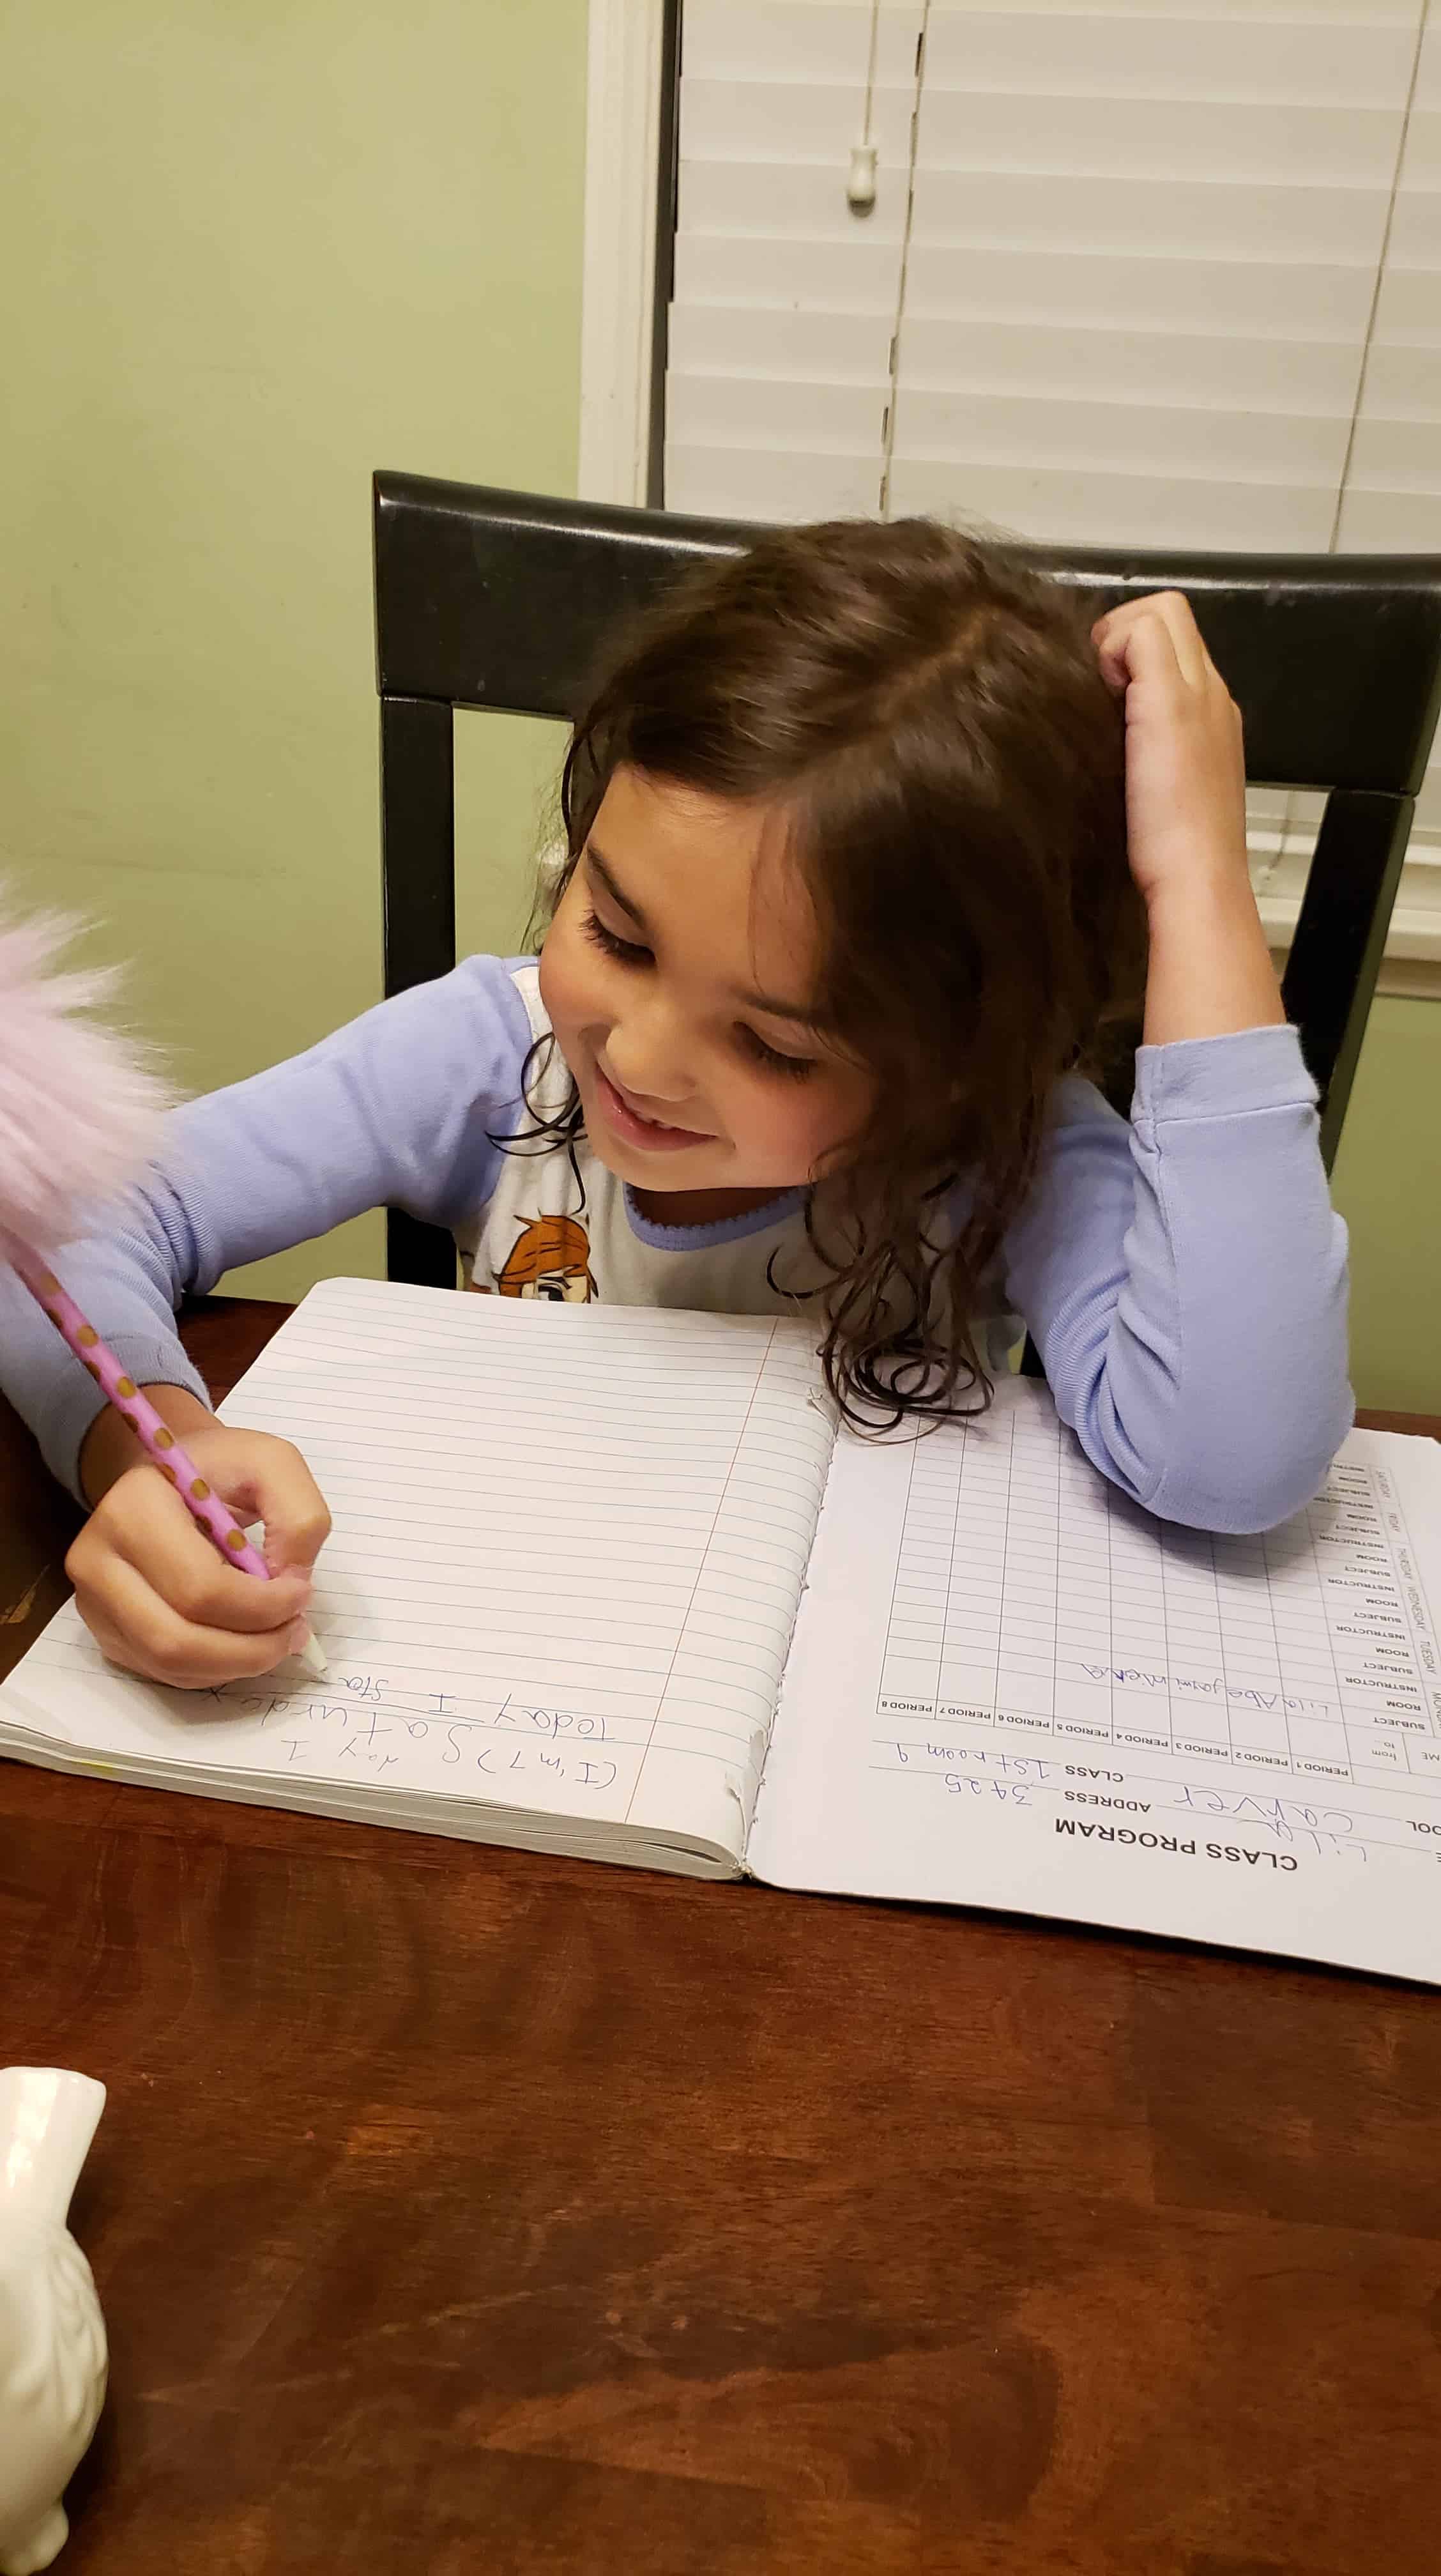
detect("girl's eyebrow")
[587,838,827,1031]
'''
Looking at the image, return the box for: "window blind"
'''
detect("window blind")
[669,2,1427,548]
[667,1,925,518]
[888,3,1422,549]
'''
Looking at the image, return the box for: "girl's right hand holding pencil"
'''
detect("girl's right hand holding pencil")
[68,1390,331,1687]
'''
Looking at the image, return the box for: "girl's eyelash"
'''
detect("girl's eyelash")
[739,1026,816,1080]
[581,907,814,1078]
[582,908,652,967]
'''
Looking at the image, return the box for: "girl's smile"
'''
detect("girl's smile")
[591,1059,719,1154]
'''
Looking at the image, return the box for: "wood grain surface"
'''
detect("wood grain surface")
[1,1300,1438,2575]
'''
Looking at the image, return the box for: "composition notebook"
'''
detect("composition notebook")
[3,1277,1440,1985]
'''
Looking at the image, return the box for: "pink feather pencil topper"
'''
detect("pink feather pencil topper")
[0,896,326,1677]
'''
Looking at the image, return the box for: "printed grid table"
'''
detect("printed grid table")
[878,1400,1437,1790]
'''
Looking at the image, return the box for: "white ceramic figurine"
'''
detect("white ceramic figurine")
[0,2069,107,2575]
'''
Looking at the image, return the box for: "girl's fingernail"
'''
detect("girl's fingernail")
[286,1619,312,1654]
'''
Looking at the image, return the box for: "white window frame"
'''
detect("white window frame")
[578,0,669,507]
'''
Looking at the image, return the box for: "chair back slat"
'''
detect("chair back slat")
[1283,790,1415,1165]
[376,473,1441,790]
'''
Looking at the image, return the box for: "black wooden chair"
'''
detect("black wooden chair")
[373,468,1441,1294]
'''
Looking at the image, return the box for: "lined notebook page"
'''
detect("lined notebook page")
[0,1280,834,1873]
[750,1380,1441,1982]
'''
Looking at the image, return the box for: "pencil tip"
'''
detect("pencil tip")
[296,1630,330,1681]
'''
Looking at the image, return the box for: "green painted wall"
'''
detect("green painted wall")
[0,0,585,1300]
[1331,995,1441,1417]
[1,1,1435,1413]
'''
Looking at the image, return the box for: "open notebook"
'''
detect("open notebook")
[3,1278,1440,1983]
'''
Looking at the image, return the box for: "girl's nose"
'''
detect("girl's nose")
[606,994,694,1106]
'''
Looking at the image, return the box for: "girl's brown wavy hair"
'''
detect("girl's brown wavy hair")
[524,516,1145,1430]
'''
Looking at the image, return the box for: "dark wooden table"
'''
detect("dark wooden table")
[3,1299,1439,2575]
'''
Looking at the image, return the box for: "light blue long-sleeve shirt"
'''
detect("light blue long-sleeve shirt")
[0,952,1352,1532]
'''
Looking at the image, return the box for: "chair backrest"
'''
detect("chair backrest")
[374,469,1441,1289]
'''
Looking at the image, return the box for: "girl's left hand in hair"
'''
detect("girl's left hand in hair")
[1092,590,1249,907]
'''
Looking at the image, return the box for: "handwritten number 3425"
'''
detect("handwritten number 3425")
[945,1775,1031,1806]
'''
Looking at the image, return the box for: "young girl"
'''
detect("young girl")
[0,519,1350,1690]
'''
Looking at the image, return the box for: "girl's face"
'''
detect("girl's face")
[539,765,872,1202]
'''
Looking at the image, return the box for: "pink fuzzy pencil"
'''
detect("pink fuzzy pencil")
[0,901,326,1677]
